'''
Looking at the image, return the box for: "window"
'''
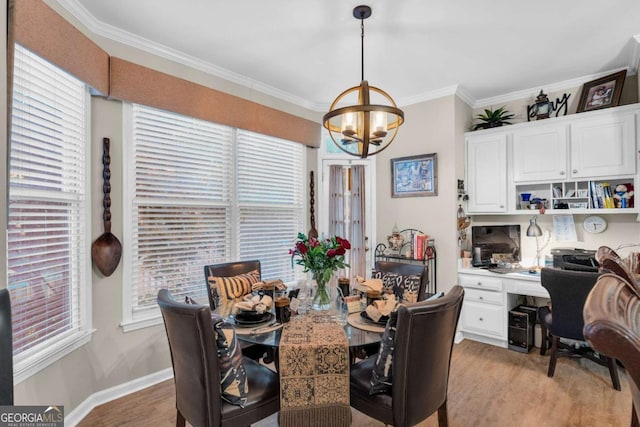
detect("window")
[122,104,305,330]
[8,45,92,382]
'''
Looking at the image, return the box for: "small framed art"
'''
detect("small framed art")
[577,70,627,113]
[391,153,437,198]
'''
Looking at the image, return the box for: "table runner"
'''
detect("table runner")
[279,313,350,427]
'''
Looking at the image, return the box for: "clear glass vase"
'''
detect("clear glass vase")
[311,270,332,310]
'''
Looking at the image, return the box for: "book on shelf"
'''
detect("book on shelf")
[413,233,427,260]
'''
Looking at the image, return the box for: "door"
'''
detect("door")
[320,160,375,279]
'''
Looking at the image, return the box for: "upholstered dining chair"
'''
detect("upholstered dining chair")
[203,260,261,309]
[349,285,464,427]
[157,289,280,427]
[0,289,13,405]
[357,261,431,360]
[538,268,620,390]
[203,260,271,362]
[584,274,640,426]
[375,260,430,301]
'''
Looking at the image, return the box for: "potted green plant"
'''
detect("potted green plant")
[473,106,514,130]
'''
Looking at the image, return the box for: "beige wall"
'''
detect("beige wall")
[374,95,469,293]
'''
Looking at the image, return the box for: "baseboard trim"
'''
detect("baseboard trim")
[65,367,173,426]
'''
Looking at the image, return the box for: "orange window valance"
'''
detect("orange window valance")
[9,0,320,147]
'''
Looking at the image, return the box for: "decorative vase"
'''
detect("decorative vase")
[311,270,333,310]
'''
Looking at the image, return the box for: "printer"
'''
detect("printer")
[551,248,599,272]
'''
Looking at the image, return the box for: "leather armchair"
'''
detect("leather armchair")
[0,289,13,405]
[157,289,280,427]
[538,268,620,390]
[349,285,464,427]
[584,274,640,426]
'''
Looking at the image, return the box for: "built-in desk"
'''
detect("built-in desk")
[457,267,550,348]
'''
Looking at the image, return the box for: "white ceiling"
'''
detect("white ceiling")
[59,0,640,110]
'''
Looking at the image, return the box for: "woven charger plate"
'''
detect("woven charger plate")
[347,312,385,333]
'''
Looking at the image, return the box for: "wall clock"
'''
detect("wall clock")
[583,215,607,234]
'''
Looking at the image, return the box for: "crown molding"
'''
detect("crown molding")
[55,0,317,111]
[399,85,460,107]
[473,67,634,109]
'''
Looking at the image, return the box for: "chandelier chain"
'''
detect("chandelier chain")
[360,17,365,82]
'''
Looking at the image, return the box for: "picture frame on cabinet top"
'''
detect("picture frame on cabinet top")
[577,70,626,113]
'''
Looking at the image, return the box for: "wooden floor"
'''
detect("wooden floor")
[77,339,631,426]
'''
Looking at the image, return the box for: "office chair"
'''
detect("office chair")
[538,268,620,390]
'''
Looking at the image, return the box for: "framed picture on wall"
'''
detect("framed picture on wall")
[576,70,627,113]
[391,153,438,198]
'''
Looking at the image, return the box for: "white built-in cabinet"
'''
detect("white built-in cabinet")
[465,133,507,213]
[466,104,639,214]
[569,110,636,178]
[512,123,567,182]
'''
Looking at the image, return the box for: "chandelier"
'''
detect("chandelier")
[322,5,404,158]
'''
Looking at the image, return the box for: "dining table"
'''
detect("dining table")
[213,296,385,427]
[213,298,384,352]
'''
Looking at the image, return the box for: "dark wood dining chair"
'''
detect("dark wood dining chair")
[349,285,464,427]
[0,289,13,405]
[538,268,620,390]
[157,289,280,427]
[584,274,640,426]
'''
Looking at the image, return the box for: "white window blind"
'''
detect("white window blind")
[8,45,90,365]
[124,105,306,327]
[128,105,234,317]
[236,130,305,281]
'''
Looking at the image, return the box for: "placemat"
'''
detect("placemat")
[346,312,386,333]
[234,322,283,335]
[279,313,350,427]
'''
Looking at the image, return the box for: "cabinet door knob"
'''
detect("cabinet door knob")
[479,317,484,321]
[559,171,565,175]
[479,296,484,300]
[500,205,504,209]
[477,282,482,286]
[573,170,578,174]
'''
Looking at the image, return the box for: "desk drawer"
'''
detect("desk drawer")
[459,274,503,291]
[461,301,504,338]
[464,287,503,305]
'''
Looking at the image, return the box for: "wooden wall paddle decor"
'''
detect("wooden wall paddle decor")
[308,171,318,238]
[91,137,122,276]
